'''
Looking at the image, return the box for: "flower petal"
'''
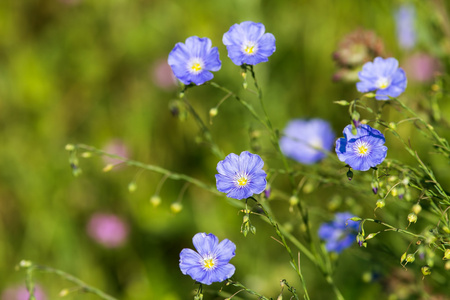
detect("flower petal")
[193,233,219,256]
[179,248,202,274]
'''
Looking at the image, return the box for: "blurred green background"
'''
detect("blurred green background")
[1,0,450,299]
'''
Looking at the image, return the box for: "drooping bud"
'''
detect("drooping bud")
[81,151,92,158]
[412,204,422,214]
[406,254,415,263]
[128,181,137,193]
[289,195,299,206]
[371,180,379,194]
[102,164,114,172]
[347,169,353,181]
[150,195,162,207]
[443,249,450,260]
[170,202,183,213]
[264,184,271,199]
[376,199,385,209]
[356,233,366,247]
[209,107,218,118]
[421,265,431,276]
[407,213,417,224]
[400,252,407,263]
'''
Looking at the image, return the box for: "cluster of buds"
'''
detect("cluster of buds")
[332,29,385,82]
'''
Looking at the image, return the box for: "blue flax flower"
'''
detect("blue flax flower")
[335,124,387,171]
[357,57,407,100]
[318,212,360,253]
[222,21,276,66]
[179,233,236,285]
[168,36,221,86]
[280,118,335,164]
[395,5,416,50]
[216,151,267,200]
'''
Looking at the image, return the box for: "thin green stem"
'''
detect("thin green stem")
[18,261,118,300]
[226,279,271,300]
[363,218,426,240]
[71,144,222,196]
[255,199,311,300]
[181,97,224,158]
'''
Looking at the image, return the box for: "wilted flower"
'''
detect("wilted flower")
[168,36,221,85]
[357,57,407,100]
[332,29,385,82]
[179,233,236,285]
[215,151,267,200]
[87,213,129,248]
[1,285,46,300]
[335,124,388,171]
[280,119,335,164]
[318,212,360,253]
[222,21,276,66]
[395,5,416,50]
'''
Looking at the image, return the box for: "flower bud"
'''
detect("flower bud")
[289,195,299,206]
[412,204,422,214]
[65,144,75,151]
[445,261,450,270]
[406,254,415,263]
[376,199,385,208]
[400,252,407,263]
[388,122,397,130]
[81,151,92,158]
[356,233,366,247]
[443,249,450,260]
[347,169,353,181]
[365,232,379,240]
[242,214,250,223]
[421,265,431,276]
[59,289,70,297]
[391,188,398,197]
[407,213,417,224]
[150,195,161,207]
[209,107,218,118]
[170,202,183,213]
[264,184,271,199]
[102,164,114,172]
[128,182,137,193]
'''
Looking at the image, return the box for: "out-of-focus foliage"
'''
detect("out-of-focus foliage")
[1,0,450,299]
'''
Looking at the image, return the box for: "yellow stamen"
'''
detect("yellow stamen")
[377,78,390,89]
[237,176,248,186]
[203,258,215,269]
[358,145,369,155]
[244,45,254,54]
[191,63,202,72]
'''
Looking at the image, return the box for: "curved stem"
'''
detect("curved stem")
[71,144,222,196]
[19,261,118,300]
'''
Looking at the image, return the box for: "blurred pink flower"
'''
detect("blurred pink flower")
[87,213,129,248]
[151,59,178,90]
[403,53,441,82]
[102,139,129,167]
[2,285,46,300]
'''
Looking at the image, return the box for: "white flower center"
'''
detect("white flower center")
[376,77,391,89]
[308,138,323,150]
[202,255,217,270]
[235,173,249,187]
[243,41,258,55]
[353,140,371,157]
[188,58,204,74]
